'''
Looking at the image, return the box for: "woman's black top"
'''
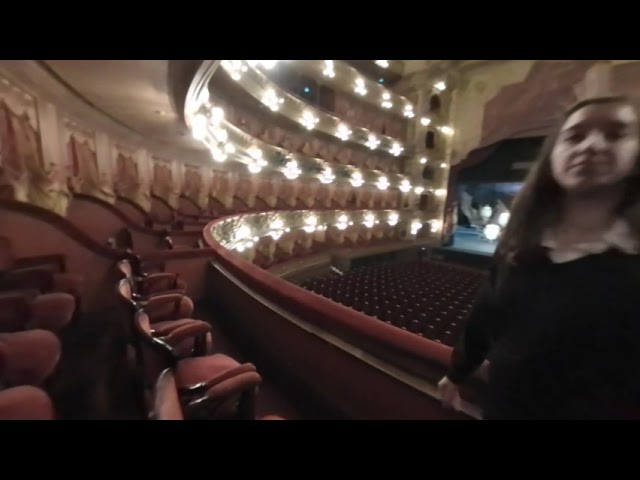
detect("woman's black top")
[446,248,640,419]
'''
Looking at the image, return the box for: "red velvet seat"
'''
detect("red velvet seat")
[0,287,75,335]
[0,329,61,386]
[117,279,213,358]
[136,312,261,420]
[29,293,76,333]
[152,367,264,420]
[0,237,84,302]
[0,385,55,420]
[116,259,186,297]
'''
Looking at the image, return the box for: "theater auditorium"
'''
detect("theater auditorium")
[0,60,637,420]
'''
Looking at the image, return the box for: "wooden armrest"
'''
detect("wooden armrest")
[185,371,261,420]
[144,293,185,321]
[138,273,181,294]
[157,321,211,350]
[178,363,257,396]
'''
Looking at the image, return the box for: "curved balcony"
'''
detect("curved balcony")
[202,208,483,419]
[194,88,415,191]
[216,60,414,157]
[346,60,405,85]
[211,208,437,252]
[208,91,406,175]
[184,62,435,199]
[256,60,418,121]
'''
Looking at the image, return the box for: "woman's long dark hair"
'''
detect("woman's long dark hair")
[495,96,640,264]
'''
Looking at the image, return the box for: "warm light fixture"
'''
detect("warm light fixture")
[300,111,319,130]
[430,220,443,233]
[484,224,501,241]
[376,176,390,190]
[354,78,367,96]
[323,60,335,78]
[319,166,335,184]
[399,180,411,193]
[403,104,415,118]
[336,123,352,141]
[389,142,404,156]
[350,171,364,187]
[365,134,380,150]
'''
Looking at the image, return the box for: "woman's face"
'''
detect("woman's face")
[551,102,639,193]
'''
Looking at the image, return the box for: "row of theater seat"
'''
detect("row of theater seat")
[0,254,277,419]
[0,330,63,419]
[0,236,83,307]
[115,255,280,420]
[1,187,297,419]
[0,235,82,419]
[301,261,486,346]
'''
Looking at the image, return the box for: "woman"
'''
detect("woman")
[438,96,640,419]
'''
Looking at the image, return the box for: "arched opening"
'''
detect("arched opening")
[317,84,335,112]
[419,194,431,210]
[429,94,441,113]
[422,166,434,181]
[425,130,436,149]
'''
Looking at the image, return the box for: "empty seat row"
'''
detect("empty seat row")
[302,261,485,346]
[115,256,269,420]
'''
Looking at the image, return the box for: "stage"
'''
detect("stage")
[444,227,497,257]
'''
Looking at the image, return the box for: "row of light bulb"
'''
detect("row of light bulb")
[222,211,443,251]
[205,109,448,194]
[191,73,452,201]
[221,60,456,161]
[218,60,454,157]
[245,146,302,180]
[190,91,427,190]
[318,61,446,119]
[220,60,412,155]
[244,60,426,119]
[319,60,446,119]
[349,76,445,116]
[418,156,449,169]
[224,60,279,81]
[187,63,452,226]
[418,116,455,137]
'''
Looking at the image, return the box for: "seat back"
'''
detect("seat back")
[0,293,31,332]
[0,386,55,420]
[0,330,61,386]
[132,310,176,389]
[151,368,184,420]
